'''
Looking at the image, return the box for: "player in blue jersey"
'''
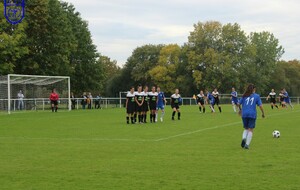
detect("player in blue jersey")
[282,88,293,109]
[238,84,265,149]
[156,87,167,122]
[230,87,238,113]
[205,90,215,113]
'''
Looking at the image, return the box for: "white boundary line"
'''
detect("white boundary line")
[0,110,299,142]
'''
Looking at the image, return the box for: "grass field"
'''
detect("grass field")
[0,105,299,190]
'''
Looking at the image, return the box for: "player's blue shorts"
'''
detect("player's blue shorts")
[242,117,256,129]
[284,97,290,103]
[157,104,165,110]
[232,99,238,105]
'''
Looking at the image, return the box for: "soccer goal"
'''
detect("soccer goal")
[0,74,71,114]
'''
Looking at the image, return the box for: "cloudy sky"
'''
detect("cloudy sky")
[66,0,299,66]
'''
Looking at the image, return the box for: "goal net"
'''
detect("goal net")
[0,74,71,114]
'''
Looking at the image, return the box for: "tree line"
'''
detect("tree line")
[110,22,300,96]
[1,1,299,97]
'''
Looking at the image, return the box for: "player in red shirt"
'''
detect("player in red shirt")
[50,88,59,112]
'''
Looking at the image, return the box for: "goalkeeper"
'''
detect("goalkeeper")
[49,88,59,112]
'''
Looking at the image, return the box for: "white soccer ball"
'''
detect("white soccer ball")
[272,130,280,138]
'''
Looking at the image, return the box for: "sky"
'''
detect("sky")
[66,0,300,66]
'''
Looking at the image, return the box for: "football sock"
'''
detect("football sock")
[150,114,152,122]
[178,112,181,119]
[199,107,202,112]
[218,107,222,113]
[134,114,137,122]
[51,107,54,112]
[144,114,147,122]
[275,105,278,109]
[55,107,58,112]
[138,115,141,123]
[271,105,274,109]
[126,116,129,124]
[242,129,248,140]
[172,111,176,117]
[203,108,205,113]
[161,111,165,119]
[233,105,236,112]
[131,116,134,124]
[155,113,158,121]
[210,105,215,112]
[246,131,253,146]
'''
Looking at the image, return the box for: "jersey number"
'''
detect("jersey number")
[245,97,254,105]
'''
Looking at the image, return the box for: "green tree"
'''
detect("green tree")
[0,2,29,75]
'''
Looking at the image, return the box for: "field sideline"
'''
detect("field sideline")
[0,105,299,190]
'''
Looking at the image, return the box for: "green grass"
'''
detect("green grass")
[0,105,299,190]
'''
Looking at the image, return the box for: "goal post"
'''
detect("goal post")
[0,74,71,114]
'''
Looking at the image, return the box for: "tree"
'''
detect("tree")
[0,2,29,75]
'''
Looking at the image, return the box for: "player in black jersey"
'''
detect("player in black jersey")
[135,85,145,124]
[212,88,222,113]
[142,86,149,123]
[148,86,158,123]
[171,89,182,120]
[266,89,279,109]
[278,90,285,108]
[196,90,206,113]
[126,87,136,124]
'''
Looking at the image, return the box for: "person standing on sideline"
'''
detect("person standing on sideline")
[71,92,76,110]
[17,90,24,110]
[156,87,167,122]
[81,92,87,109]
[171,89,182,120]
[238,84,265,149]
[196,90,206,113]
[50,88,59,112]
[266,89,279,109]
[231,88,238,113]
[95,93,102,109]
[87,92,93,109]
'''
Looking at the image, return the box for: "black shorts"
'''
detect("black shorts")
[136,102,143,113]
[149,101,157,110]
[127,103,135,114]
[51,100,58,106]
[142,102,149,112]
[171,104,179,110]
[214,98,220,105]
[270,98,276,104]
[197,100,205,105]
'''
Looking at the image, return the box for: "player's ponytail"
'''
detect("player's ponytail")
[243,84,255,97]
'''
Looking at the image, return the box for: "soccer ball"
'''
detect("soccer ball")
[272,130,280,138]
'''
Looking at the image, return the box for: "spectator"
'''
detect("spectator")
[87,92,93,109]
[17,90,24,110]
[71,92,76,110]
[95,93,102,109]
[81,92,87,109]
